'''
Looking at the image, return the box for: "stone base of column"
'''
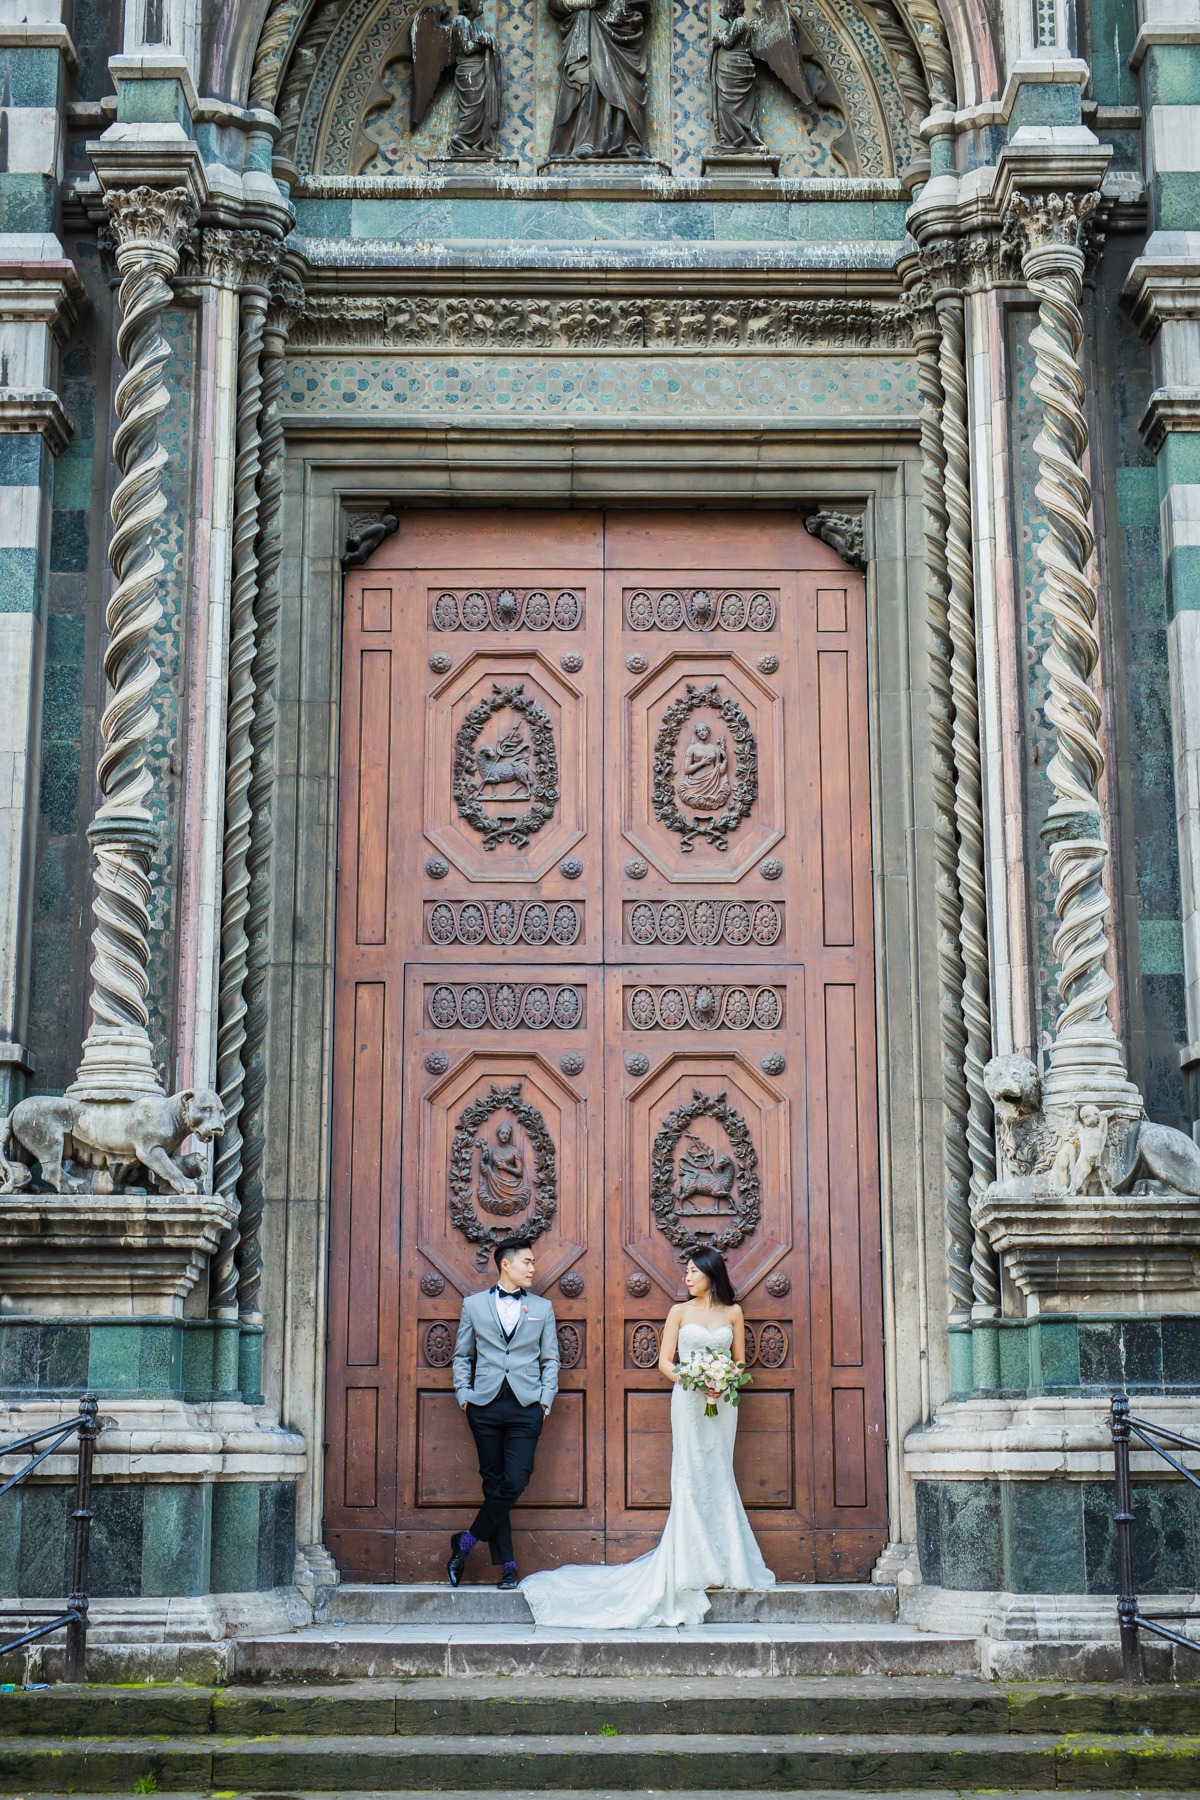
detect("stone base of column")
[0,1192,237,1318]
[65,1027,164,1103]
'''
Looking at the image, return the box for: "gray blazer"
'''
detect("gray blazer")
[453,1287,560,1413]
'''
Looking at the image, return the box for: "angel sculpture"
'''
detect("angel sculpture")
[411,0,501,158]
[710,0,853,168]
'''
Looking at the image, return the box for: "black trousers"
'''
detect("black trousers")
[465,1379,543,1564]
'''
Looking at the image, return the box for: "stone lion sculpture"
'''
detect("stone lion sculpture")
[983,1054,1200,1198]
[0,1086,225,1196]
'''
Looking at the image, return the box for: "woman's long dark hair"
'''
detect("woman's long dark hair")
[687,1245,736,1307]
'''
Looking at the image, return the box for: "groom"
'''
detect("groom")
[448,1237,559,1590]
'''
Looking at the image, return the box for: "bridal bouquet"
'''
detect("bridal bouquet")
[675,1346,752,1417]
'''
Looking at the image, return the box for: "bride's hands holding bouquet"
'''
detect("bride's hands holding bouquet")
[674,1344,752,1416]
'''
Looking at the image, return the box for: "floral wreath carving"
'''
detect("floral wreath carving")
[453,682,559,850]
[448,1081,558,1258]
[652,681,758,852]
[650,1087,761,1255]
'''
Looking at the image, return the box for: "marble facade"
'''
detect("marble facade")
[0,0,1198,1672]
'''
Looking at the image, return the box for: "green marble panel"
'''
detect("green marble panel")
[0,546,42,614]
[1166,542,1200,619]
[1163,1316,1200,1386]
[947,1323,973,1397]
[210,1483,261,1593]
[143,1485,210,1597]
[1008,81,1083,131]
[1006,1481,1085,1593]
[17,1484,70,1596]
[0,1488,20,1594]
[258,1483,297,1589]
[52,449,92,511]
[0,173,56,232]
[89,1486,145,1599]
[139,1323,183,1393]
[1036,1317,1081,1389]
[1159,432,1200,493]
[1088,0,1139,104]
[0,435,45,487]
[87,1325,145,1393]
[1139,919,1184,975]
[115,77,192,130]
[1142,41,1200,108]
[940,1482,1003,1591]
[1117,465,1159,527]
[997,1323,1030,1393]
[183,1322,217,1397]
[3,46,62,107]
[1152,171,1200,233]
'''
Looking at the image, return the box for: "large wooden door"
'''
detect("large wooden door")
[326,509,886,1581]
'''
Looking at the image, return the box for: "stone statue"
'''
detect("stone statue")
[548,0,648,161]
[411,0,502,157]
[477,1120,532,1215]
[983,1054,1200,1198]
[676,720,731,814]
[0,1087,225,1196]
[710,0,821,153]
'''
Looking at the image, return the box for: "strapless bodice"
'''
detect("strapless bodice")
[677,1320,734,1355]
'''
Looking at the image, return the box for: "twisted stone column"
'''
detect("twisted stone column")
[1007,191,1141,1120]
[68,187,197,1106]
[936,293,998,1311]
[236,268,304,1327]
[911,285,973,1316]
[211,234,279,1321]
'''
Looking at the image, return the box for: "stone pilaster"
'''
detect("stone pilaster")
[237,264,304,1343]
[1125,0,1200,1126]
[0,5,84,1108]
[66,184,197,1109]
[210,233,280,1339]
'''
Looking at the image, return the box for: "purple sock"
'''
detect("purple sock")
[502,1560,517,1572]
[459,1530,477,1553]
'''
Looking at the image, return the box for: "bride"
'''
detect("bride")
[521,1246,775,1628]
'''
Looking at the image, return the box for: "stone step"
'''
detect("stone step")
[4,1729,1200,1792]
[5,1677,1200,1740]
[7,1793,1179,1800]
[319,1581,899,1626]
[6,1792,1176,1800]
[231,1624,979,1681]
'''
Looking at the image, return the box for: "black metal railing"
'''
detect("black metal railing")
[1110,1392,1200,1680]
[0,1395,99,1682]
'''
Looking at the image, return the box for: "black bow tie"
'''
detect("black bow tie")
[493,1286,522,1299]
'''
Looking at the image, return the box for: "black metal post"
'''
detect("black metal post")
[64,1396,97,1683]
[1111,1393,1143,1681]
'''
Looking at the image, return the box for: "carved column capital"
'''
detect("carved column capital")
[265,266,306,341]
[200,227,283,292]
[1002,188,1101,270]
[103,185,198,275]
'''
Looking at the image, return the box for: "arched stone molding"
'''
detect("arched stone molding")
[221,0,998,132]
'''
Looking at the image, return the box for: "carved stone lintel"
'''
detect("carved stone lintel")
[804,510,865,570]
[975,1193,1200,1305]
[343,508,400,568]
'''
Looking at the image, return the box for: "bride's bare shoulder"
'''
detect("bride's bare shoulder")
[665,1300,688,1321]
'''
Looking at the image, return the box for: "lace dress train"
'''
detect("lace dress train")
[521,1323,775,1628]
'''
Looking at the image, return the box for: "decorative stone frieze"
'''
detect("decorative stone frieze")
[973,1193,1200,1305]
[291,293,916,353]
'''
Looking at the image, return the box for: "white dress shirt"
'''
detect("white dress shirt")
[494,1285,523,1336]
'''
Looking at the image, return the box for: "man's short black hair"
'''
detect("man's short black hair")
[494,1237,532,1272]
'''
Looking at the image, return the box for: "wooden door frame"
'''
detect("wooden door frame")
[265,422,935,1576]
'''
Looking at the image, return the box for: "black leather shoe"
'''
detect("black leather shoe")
[498,1564,519,1590]
[447,1533,469,1587]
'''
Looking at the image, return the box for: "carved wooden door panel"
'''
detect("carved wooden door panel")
[328,509,885,1581]
[602,515,885,1581]
[326,514,606,1578]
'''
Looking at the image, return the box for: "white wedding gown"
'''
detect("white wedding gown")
[521,1321,775,1628]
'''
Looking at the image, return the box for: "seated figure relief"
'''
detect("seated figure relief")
[549,0,649,160]
[676,720,732,815]
[477,1120,533,1215]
